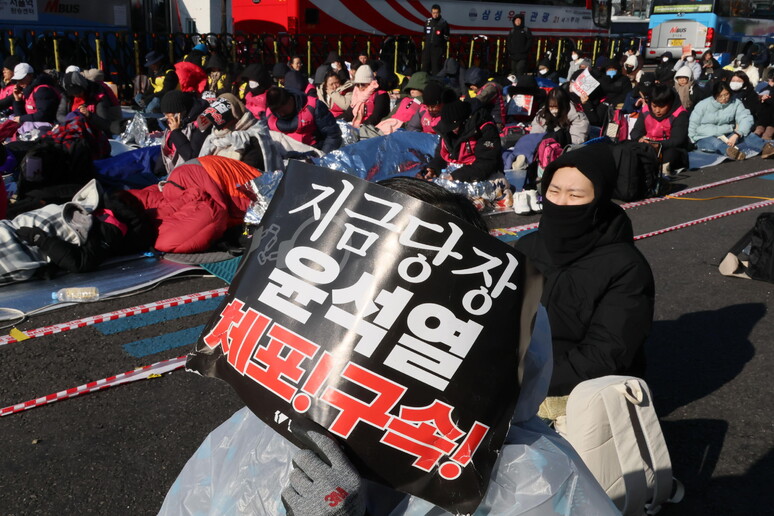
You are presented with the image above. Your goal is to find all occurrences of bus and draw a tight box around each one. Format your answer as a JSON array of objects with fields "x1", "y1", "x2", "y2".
[
  {"x1": 231, "y1": 0, "x2": 610, "y2": 38},
  {"x1": 644, "y1": 0, "x2": 774, "y2": 62}
]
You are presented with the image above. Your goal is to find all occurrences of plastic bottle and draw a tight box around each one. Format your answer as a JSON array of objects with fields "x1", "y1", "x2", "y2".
[{"x1": 52, "y1": 287, "x2": 100, "y2": 302}]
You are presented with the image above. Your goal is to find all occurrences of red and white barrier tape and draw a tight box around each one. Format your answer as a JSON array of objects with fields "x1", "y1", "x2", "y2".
[
  {"x1": 0, "y1": 356, "x2": 186, "y2": 417},
  {"x1": 0, "y1": 288, "x2": 228, "y2": 346},
  {"x1": 490, "y1": 168, "x2": 774, "y2": 237},
  {"x1": 634, "y1": 199, "x2": 774, "y2": 241}
]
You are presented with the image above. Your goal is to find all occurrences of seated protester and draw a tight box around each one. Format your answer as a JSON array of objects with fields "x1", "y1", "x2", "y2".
[
  {"x1": 568, "y1": 58, "x2": 592, "y2": 82},
  {"x1": 622, "y1": 53, "x2": 643, "y2": 85},
  {"x1": 730, "y1": 70, "x2": 764, "y2": 124},
  {"x1": 238, "y1": 63, "x2": 271, "y2": 119},
  {"x1": 271, "y1": 62, "x2": 288, "y2": 87},
  {"x1": 688, "y1": 81, "x2": 774, "y2": 160},
  {"x1": 753, "y1": 72, "x2": 774, "y2": 140},
  {"x1": 535, "y1": 59, "x2": 560, "y2": 87},
  {"x1": 573, "y1": 65, "x2": 610, "y2": 127},
  {"x1": 343, "y1": 65, "x2": 390, "y2": 127},
  {"x1": 422, "y1": 99, "x2": 502, "y2": 182},
  {"x1": 622, "y1": 71, "x2": 656, "y2": 114},
  {"x1": 699, "y1": 50, "x2": 721, "y2": 80},
  {"x1": 736, "y1": 55, "x2": 760, "y2": 87},
  {"x1": 136, "y1": 51, "x2": 179, "y2": 114},
  {"x1": 672, "y1": 50, "x2": 701, "y2": 80},
  {"x1": 325, "y1": 53, "x2": 350, "y2": 84},
  {"x1": 599, "y1": 61, "x2": 632, "y2": 109},
  {"x1": 406, "y1": 80, "x2": 449, "y2": 133},
  {"x1": 375, "y1": 71, "x2": 430, "y2": 134},
  {"x1": 673, "y1": 65, "x2": 706, "y2": 111},
  {"x1": 565, "y1": 50, "x2": 583, "y2": 82},
  {"x1": 284, "y1": 69, "x2": 315, "y2": 97},
  {"x1": 504, "y1": 74, "x2": 545, "y2": 122},
  {"x1": 0, "y1": 55, "x2": 21, "y2": 111},
  {"x1": 530, "y1": 87, "x2": 589, "y2": 145},
  {"x1": 8, "y1": 63, "x2": 61, "y2": 126},
  {"x1": 159, "y1": 90, "x2": 211, "y2": 174},
  {"x1": 630, "y1": 84, "x2": 691, "y2": 174},
  {"x1": 435, "y1": 57, "x2": 464, "y2": 96},
  {"x1": 203, "y1": 54, "x2": 232, "y2": 97},
  {"x1": 516, "y1": 144, "x2": 655, "y2": 405},
  {"x1": 265, "y1": 86, "x2": 342, "y2": 153},
  {"x1": 315, "y1": 71, "x2": 353, "y2": 119},
  {"x1": 464, "y1": 66, "x2": 507, "y2": 129},
  {"x1": 655, "y1": 53, "x2": 676, "y2": 84},
  {"x1": 56, "y1": 71, "x2": 122, "y2": 137},
  {"x1": 184, "y1": 42, "x2": 210, "y2": 68},
  {"x1": 6, "y1": 184, "x2": 155, "y2": 284}
]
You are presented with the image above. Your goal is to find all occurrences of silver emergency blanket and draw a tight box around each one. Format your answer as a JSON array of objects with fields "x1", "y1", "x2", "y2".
[
  {"x1": 242, "y1": 170, "x2": 283, "y2": 226},
  {"x1": 337, "y1": 119, "x2": 360, "y2": 146},
  {"x1": 118, "y1": 112, "x2": 158, "y2": 147},
  {"x1": 313, "y1": 131, "x2": 439, "y2": 181},
  {"x1": 159, "y1": 307, "x2": 619, "y2": 516}
]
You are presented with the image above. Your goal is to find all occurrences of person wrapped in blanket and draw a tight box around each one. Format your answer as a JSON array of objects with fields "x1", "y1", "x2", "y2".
[
  {"x1": 1, "y1": 179, "x2": 154, "y2": 285},
  {"x1": 420, "y1": 99, "x2": 510, "y2": 211},
  {"x1": 158, "y1": 89, "x2": 211, "y2": 175},
  {"x1": 56, "y1": 71, "x2": 123, "y2": 144}
]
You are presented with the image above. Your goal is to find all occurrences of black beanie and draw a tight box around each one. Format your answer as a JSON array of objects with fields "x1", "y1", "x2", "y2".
[
  {"x1": 541, "y1": 143, "x2": 618, "y2": 203},
  {"x1": 435, "y1": 100, "x2": 472, "y2": 134},
  {"x1": 272, "y1": 62, "x2": 288, "y2": 79},
  {"x1": 160, "y1": 90, "x2": 194, "y2": 115},
  {"x1": 3, "y1": 55, "x2": 20, "y2": 71},
  {"x1": 423, "y1": 81, "x2": 444, "y2": 106}
]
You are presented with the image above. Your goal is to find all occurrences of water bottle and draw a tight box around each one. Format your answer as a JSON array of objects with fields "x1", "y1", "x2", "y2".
[{"x1": 52, "y1": 287, "x2": 100, "y2": 302}]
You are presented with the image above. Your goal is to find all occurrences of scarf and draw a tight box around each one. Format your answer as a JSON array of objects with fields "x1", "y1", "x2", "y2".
[{"x1": 674, "y1": 80, "x2": 694, "y2": 110}]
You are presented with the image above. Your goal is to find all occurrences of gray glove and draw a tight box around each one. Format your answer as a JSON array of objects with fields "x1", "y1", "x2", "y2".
[{"x1": 281, "y1": 423, "x2": 365, "y2": 516}]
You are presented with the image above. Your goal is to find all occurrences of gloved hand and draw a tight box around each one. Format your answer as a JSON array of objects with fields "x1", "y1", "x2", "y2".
[
  {"x1": 16, "y1": 226, "x2": 47, "y2": 246},
  {"x1": 281, "y1": 422, "x2": 365, "y2": 516}
]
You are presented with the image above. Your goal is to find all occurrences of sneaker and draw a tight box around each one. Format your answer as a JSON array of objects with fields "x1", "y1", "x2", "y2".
[
  {"x1": 726, "y1": 146, "x2": 747, "y2": 161},
  {"x1": 513, "y1": 191, "x2": 531, "y2": 215},
  {"x1": 660, "y1": 162, "x2": 671, "y2": 177},
  {"x1": 513, "y1": 154, "x2": 527, "y2": 170},
  {"x1": 761, "y1": 142, "x2": 774, "y2": 159},
  {"x1": 526, "y1": 190, "x2": 543, "y2": 213}
]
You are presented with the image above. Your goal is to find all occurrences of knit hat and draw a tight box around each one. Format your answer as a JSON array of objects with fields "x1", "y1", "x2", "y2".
[
  {"x1": 674, "y1": 66, "x2": 692, "y2": 79},
  {"x1": 435, "y1": 100, "x2": 472, "y2": 134},
  {"x1": 3, "y1": 54, "x2": 20, "y2": 71},
  {"x1": 541, "y1": 143, "x2": 617, "y2": 203},
  {"x1": 144, "y1": 50, "x2": 165, "y2": 67},
  {"x1": 403, "y1": 71, "x2": 430, "y2": 93},
  {"x1": 422, "y1": 81, "x2": 444, "y2": 106},
  {"x1": 353, "y1": 64, "x2": 374, "y2": 84},
  {"x1": 160, "y1": 89, "x2": 194, "y2": 115},
  {"x1": 740, "y1": 55, "x2": 752, "y2": 67}
]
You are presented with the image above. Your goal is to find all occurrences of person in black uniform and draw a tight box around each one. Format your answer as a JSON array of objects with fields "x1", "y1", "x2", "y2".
[
  {"x1": 422, "y1": 4, "x2": 449, "y2": 76},
  {"x1": 507, "y1": 14, "x2": 533, "y2": 76}
]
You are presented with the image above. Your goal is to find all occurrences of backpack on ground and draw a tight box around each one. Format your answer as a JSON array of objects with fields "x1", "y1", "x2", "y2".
[
  {"x1": 535, "y1": 136, "x2": 563, "y2": 170},
  {"x1": 610, "y1": 141, "x2": 661, "y2": 201},
  {"x1": 560, "y1": 376, "x2": 683, "y2": 516},
  {"x1": 719, "y1": 212, "x2": 774, "y2": 283}
]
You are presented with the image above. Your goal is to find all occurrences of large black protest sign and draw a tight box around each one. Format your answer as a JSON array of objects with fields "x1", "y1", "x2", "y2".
[{"x1": 188, "y1": 162, "x2": 532, "y2": 514}]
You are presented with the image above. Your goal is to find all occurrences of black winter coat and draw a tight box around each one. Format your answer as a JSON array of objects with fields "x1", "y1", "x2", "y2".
[
  {"x1": 516, "y1": 207, "x2": 654, "y2": 396},
  {"x1": 507, "y1": 26, "x2": 533, "y2": 61},
  {"x1": 424, "y1": 16, "x2": 450, "y2": 47}
]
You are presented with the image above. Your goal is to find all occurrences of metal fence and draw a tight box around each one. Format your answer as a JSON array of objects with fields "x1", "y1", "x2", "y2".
[{"x1": 0, "y1": 29, "x2": 645, "y2": 101}]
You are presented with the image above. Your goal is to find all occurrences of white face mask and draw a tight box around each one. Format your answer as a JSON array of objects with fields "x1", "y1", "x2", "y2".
[
  {"x1": 662, "y1": 57, "x2": 669, "y2": 62},
  {"x1": 571, "y1": 53, "x2": 579, "y2": 61},
  {"x1": 686, "y1": 56, "x2": 694, "y2": 62},
  {"x1": 549, "y1": 108, "x2": 559, "y2": 116},
  {"x1": 730, "y1": 81, "x2": 743, "y2": 91},
  {"x1": 248, "y1": 80, "x2": 259, "y2": 89},
  {"x1": 539, "y1": 69, "x2": 548, "y2": 75}
]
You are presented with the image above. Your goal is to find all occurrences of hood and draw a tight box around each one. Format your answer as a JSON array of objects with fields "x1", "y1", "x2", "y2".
[
  {"x1": 204, "y1": 53, "x2": 227, "y2": 72},
  {"x1": 464, "y1": 66, "x2": 488, "y2": 87},
  {"x1": 313, "y1": 64, "x2": 330, "y2": 85},
  {"x1": 63, "y1": 179, "x2": 103, "y2": 244},
  {"x1": 283, "y1": 70, "x2": 308, "y2": 92},
  {"x1": 439, "y1": 57, "x2": 460, "y2": 76}
]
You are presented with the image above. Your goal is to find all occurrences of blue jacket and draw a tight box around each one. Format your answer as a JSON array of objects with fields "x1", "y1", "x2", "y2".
[{"x1": 688, "y1": 97, "x2": 753, "y2": 142}]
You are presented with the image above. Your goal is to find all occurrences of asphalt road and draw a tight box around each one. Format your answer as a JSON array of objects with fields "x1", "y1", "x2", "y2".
[{"x1": 1, "y1": 157, "x2": 773, "y2": 515}]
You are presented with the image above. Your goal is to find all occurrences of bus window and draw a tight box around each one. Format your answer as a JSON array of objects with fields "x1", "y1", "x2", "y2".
[{"x1": 593, "y1": 0, "x2": 612, "y2": 27}]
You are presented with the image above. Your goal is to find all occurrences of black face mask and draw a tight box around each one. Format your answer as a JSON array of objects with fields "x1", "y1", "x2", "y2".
[{"x1": 538, "y1": 196, "x2": 602, "y2": 267}]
